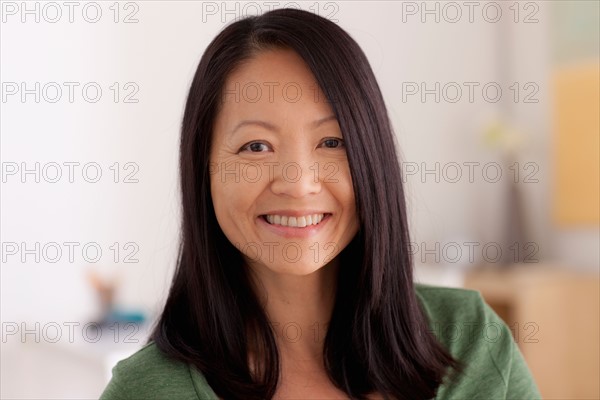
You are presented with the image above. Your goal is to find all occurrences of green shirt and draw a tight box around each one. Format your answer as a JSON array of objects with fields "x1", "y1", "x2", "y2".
[{"x1": 100, "y1": 284, "x2": 542, "y2": 399}]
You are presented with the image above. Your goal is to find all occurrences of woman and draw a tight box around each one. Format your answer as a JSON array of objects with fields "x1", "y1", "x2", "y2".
[{"x1": 100, "y1": 8, "x2": 541, "y2": 400}]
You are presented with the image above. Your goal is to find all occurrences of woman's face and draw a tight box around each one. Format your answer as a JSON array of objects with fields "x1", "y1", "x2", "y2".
[{"x1": 210, "y1": 48, "x2": 359, "y2": 276}]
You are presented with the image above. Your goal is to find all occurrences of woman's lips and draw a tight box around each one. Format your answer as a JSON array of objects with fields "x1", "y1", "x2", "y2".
[{"x1": 257, "y1": 213, "x2": 332, "y2": 239}]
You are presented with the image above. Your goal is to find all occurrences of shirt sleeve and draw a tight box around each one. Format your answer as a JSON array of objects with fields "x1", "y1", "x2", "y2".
[
  {"x1": 96, "y1": 343, "x2": 205, "y2": 400},
  {"x1": 416, "y1": 285, "x2": 544, "y2": 400},
  {"x1": 481, "y1": 301, "x2": 542, "y2": 400},
  {"x1": 99, "y1": 365, "x2": 130, "y2": 400}
]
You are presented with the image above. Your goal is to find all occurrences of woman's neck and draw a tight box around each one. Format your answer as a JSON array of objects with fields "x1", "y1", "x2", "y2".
[{"x1": 246, "y1": 258, "x2": 340, "y2": 365}]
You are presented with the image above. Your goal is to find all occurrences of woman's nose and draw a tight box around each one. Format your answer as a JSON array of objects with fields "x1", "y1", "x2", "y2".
[{"x1": 269, "y1": 159, "x2": 322, "y2": 198}]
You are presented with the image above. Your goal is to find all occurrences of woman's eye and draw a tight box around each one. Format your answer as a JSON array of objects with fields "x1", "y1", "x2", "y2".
[
  {"x1": 240, "y1": 142, "x2": 270, "y2": 153},
  {"x1": 321, "y1": 138, "x2": 345, "y2": 149}
]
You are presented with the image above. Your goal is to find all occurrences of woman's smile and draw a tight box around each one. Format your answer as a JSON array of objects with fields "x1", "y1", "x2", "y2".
[{"x1": 257, "y1": 212, "x2": 334, "y2": 239}]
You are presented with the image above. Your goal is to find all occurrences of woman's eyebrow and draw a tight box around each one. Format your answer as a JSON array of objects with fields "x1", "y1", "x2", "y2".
[
  {"x1": 229, "y1": 115, "x2": 337, "y2": 137},
  {"x1": 230, "y1": 120, "x2": 278, "y2": 136},
  {"x1": 311, "y1": 115, "x2": 337, "y2": 129}
]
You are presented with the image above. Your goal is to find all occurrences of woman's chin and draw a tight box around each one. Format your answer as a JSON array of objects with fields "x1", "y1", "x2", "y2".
[{"x1": 249, "y1": 260, "x2": 329, "y2": 277}]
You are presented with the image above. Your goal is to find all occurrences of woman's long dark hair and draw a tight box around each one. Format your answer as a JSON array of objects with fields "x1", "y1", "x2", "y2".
[{"x1": 150, "y1": 8, "x2": 462, "y2": 400}]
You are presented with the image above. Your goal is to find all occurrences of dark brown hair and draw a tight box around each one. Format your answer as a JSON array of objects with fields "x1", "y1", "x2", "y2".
[{"x1": 150, "y1": 8, "x2": 462, "y2": 400}]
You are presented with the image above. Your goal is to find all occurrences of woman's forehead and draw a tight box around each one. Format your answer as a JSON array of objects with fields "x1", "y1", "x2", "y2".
[{"x1": 222, "y1": 49, "x2": 327, "y2": 100}]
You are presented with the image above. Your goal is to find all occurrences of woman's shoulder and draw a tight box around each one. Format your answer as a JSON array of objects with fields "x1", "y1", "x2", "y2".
[
  {"x1": 413, "y1": 282, "x2": 501, "y2": 354},
  {"x1": 414, "y1": 283, "x2": 542, "y2": 399},
  {"x1": 413, "y1": 283, "x2": 487, "y2": 323},
  {"x1": 413, "y1": 282, "x2": 483, "y2": 305},
  {"x1": 109, "y1": 341, "x2": 188, "y2": 376},
  {"x1": 99, "y1": 341, "x2": 212, "y2": 399}
]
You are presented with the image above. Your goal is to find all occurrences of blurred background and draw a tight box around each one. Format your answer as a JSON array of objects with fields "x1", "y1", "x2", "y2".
[{"x1": 1, "y1": 1, "x2": 598, "y2": 399}]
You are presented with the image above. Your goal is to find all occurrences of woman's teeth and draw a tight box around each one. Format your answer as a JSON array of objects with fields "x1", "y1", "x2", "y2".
[{"x1": 265, "y1": 214, "x2": 325, "y2": 228}]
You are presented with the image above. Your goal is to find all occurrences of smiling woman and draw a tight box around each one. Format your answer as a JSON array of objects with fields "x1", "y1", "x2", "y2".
[
  {"x1": 100, "y1": 8, "x2": 541, "y2": 400},
  {"x1": 210, "y1": 48, "x2": 359, "y2": 277}
]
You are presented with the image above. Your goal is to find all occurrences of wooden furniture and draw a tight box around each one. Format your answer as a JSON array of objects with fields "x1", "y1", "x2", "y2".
[
  {"x1": 553, "y1": 60, "x2": 600, "y2": 225},
  {"x1": 464, "y1": 263, "x2": 600, "y2": 400}
]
